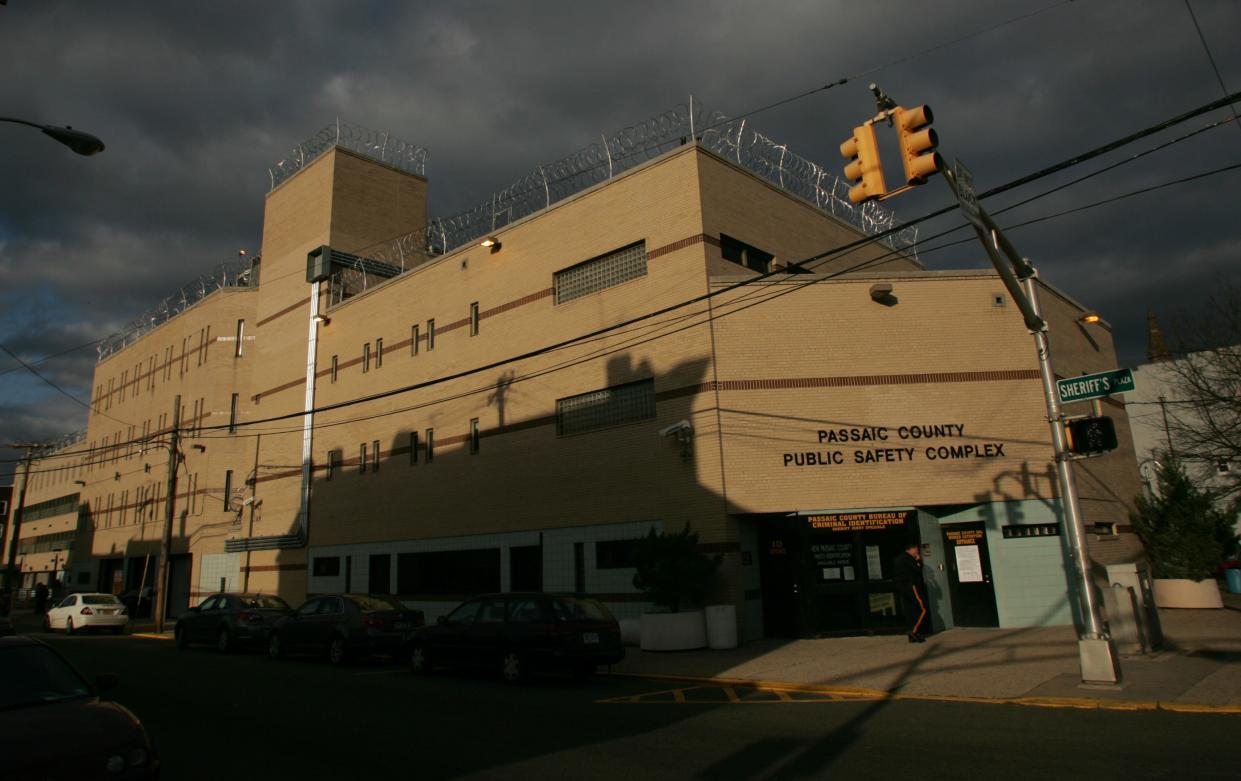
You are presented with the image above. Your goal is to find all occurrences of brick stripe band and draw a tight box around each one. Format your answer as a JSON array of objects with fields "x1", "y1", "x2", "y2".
[
  {"x1": 256, "y1": 298, "x2": 307, "y2": 328},
  {"x1": 249, "y1": 234, "x2": 711, "y2": 401},
  {"x1": 248, "y1": 368, "x2": 1039, "y2": 486}
]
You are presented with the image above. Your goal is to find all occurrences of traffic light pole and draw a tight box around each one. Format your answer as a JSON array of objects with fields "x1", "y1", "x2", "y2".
[{"x1": 944, "y1": 167, "x2": 1120, "y2": 684}]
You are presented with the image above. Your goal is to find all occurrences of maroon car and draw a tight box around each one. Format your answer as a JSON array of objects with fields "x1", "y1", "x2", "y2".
[
  {"x1": 1, "y1": 636, "x2": 160, "y2": 779},
  {"x1": 406, "y1": 593, "x2": 625, "y2": 683}
]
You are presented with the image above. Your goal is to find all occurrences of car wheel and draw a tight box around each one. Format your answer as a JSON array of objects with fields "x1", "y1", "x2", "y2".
[
  {"x1": 268, "y1": 632, "x2": 284, "y2": 660},
  {"x1": 410, "y1": 644, "x2": 430, "y2": 675},
  {"x1": 66, "y1": 617, "x2": 77, "y2": 635},
  {"x1": 328, "y1": 635, "x2": 349, "y2": 666},
  {"x1": 175, "y1": 626, "x2": 188, "y2": 650},
  {"x1": 217, "y1": 628, "x2": 232, "y2": 654},
  {"x1": 111, "y1": 626, "x2": 125, "y2": 636},
  {"x1": 501, "y1": 650, "x2": 526, "y2": 684}
]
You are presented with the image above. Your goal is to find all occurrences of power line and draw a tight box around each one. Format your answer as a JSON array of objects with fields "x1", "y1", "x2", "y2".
[
  {"x1": 1182, "y1": 0, "x2": 1241, "y2": 141},
  {"x1": 10, "y1": 89, "x2": 1241, "y2": 466},
  {"x1": 0, "y1": 341, "x2": 131, "y2": 427},
  {"x1": 0, "y1": 337, "x2": 103, "y2": 378}
]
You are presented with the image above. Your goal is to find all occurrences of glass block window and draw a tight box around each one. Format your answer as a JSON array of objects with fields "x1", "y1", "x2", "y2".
[
  {"x1": 554, "y1": 241, "x2": 647, "y2": 305},
  {"x1": 556, "y1": 378, "x2": 655, "y2": 436}
]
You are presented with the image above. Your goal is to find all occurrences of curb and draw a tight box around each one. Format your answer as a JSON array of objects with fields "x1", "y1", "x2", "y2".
[{"x1": 605, "y1": 672, "x2": 1241, "y2": 714}]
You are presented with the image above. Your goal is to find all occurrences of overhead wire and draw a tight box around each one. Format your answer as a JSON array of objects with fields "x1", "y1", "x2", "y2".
[{"x1": 10, "y1": 89, "x2": 1241, "y2": 468}]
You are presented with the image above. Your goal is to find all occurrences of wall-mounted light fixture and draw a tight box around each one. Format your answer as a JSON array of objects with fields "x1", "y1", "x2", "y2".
[
  {"x1": 480, "y1": 236, "x2": 502, "y2": 254},
  {"x1": 1078, "y1": 311, "x2": 1102, "y2": 325},
  {"x1": 191, "y1": 444, "x2": 207, "y2": 452},
  {"x1": 869, "y1": 283, "x2": 897, "y2": 306},
  {"x1": 74, "y1": 480, "x2": 86, "y2": 487},
  {"x1": 313, "y1": 314, "x2": 331, "y2": 326}
]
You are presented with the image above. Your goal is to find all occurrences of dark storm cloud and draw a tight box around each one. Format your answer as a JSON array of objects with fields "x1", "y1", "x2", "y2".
[{"x1": 1, "y1": 0, "x2": 1238, "y2": 481}]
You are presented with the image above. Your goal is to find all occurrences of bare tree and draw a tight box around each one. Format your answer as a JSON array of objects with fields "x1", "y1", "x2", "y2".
[{"x1": 1164, "y1": 277, "x2": 1241, "y2": 505}]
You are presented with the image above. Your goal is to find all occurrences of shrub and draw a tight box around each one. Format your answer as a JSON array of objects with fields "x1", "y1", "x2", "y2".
[{"x1": 631, "y1": 523, "x2": 720, "y2": 613}]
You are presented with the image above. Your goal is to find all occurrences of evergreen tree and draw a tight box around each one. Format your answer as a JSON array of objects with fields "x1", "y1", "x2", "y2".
[
  {"x1": 1132, "y1": 459, "x2": 1239, "y2": 580},
  {"x1": 632, "y1": 523, "x2": 720, "y2": 613}
]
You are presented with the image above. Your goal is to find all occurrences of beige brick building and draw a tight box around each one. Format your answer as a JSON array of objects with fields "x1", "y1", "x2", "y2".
[{"x1": 5, "y1": 119, "x2": 1145, "y2": 639}]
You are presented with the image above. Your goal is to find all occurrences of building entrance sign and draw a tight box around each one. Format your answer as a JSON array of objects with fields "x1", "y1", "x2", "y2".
[{"x1": 807, "y1": 510, "x2": 914, "y2": 532}]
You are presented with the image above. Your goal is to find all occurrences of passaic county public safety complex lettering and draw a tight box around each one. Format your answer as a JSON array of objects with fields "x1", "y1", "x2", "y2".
[{"x1": 782, "y1": 424, "x2": 1007, "y2": 467}]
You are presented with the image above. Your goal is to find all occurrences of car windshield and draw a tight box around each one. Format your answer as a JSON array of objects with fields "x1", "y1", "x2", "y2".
[
  {"x1": 0, "y1": 645, "x2": 92, "y2": 710},
  {"x1": 347, "y1": 595, "x2": 405, "y2": 612},
  {"x1": 551, "y1": 597, "x2": 613, "y2": 622},
  {"x1": 238, "y1": 595, "x2": 290, "y2": 610},
  {"x1": 82, "y1": 595, "x2": 122, "y2": 605}
]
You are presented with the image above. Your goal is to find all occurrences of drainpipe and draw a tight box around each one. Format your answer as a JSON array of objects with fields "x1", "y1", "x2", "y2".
[{"x1": 299, "y1": 280, "x2": 323, "y2": 539}]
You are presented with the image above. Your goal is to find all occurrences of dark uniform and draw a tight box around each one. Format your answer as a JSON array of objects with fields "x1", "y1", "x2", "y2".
[{"x1": 893, "y1": 547, "x2": 927, "y2": 642}]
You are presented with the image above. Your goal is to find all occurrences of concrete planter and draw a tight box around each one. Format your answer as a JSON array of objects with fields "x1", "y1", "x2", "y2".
[
  {"x1": 639, "y1": 610, "x2": 707, "y2": 651},
  {"x1": 1153, "y1": 578, "x2": 1223, "y2": 609}
]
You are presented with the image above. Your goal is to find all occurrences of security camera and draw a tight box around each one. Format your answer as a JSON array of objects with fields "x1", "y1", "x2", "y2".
[{"x1": 658, "y1": 420, "x2": 693, "y2": 437}]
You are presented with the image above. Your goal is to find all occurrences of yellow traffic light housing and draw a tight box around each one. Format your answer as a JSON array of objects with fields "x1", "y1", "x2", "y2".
[
  {"x1": 839, "y1": 122, "x2": 886, "y2": 204},
  {"x1": 894, "y1": 105, "x2": 943, "y2": 186}
]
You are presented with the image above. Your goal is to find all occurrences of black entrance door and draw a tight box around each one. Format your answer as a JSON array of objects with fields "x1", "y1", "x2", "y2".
[
  {"x1": 942, "y1": 523, "x2": 999, "y2": 627},
  {"x1": 757, "y1": 525, "x2": 803, "y2": 637}
]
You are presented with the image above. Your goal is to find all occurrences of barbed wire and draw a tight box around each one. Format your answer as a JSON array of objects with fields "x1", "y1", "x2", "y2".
[{"x1": 268, "y1": 119, "x2": 428, "y2": 190}]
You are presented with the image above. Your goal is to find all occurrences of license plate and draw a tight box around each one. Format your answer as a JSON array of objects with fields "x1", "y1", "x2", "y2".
[
  {"x1": 582, "y1": 632, "x2": 599, "y2": 644},
  {"x1": 394, "y1": 622, "x2": 411, "y2": 631},
  {"x1": 100, "y1": 609, "x2": 116, "y2": 615}
]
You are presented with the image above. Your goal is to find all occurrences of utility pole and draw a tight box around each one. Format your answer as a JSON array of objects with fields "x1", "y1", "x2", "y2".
[
  {"x1": 3, "y1": 443, "x2": 48, "y2": 615},
  {"x1": 944, "y1": 164, "x2": 1121, "y2": 685},
  {"x1": 154, "y1": 395, "x2": 181, "y2": 632}
]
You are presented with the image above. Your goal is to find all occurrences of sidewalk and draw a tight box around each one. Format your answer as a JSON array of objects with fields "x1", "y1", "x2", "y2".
[{"x1": 610, "y1": 589, "x2": 1241, "y2": 712}]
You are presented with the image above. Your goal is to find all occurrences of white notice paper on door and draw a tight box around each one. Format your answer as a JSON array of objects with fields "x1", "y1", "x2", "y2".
[{"x1": 955, "y1": 545, "x2": 984, "y2": 583}]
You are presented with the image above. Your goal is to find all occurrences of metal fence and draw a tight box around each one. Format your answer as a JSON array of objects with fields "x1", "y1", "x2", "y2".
[
  {"x1": 343, "y1": 98, "x2": 917, "y2": 292},
  {"x1": 97, "y1": 260, "x2": 255, "y2": 361},
  {"x1": 269, "y1": 119, "x2": 428, "y2": 191}
]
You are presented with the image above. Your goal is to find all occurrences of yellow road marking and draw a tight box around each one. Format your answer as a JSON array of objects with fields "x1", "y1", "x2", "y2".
[
  {"x1": 129, "y1": 633, "x2": 174, "y2": 641},
  {"x1": 600, "y1": 673, "x2": 1241, "y2": 713}
]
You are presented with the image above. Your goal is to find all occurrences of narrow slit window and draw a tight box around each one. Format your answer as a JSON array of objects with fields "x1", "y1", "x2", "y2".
[
  {"x1": 223, "y1": 469, "x2": 233, "y2": 511},
  {"x1": 360, "y1": 443, "x2": 368, "y2": 473},
  {"x1": 375, "y1": 338, "x2": 383, "y2": 369},
  {"x1": 234, "y1": 319, "x2": 245, "y2": 357},
  {"x1": 228, "y1": 393, "x2": 239, "y2": 434},
  {"x1": 409, "y1": 431, "x2": 418, "y2": 465},
  {"x1": 427, "y1": 319, "x2": 435, "y2": 351},
  {"x1": 362, "y1": 343, "x2": 371, "y2": 373},
  {"x1": 327, "y1": 449, "x2": 339, "y2": 481},
  {"x1": 469, "y1": 418, "x2": 480, "y2": 455},
  {"x1": 331, "y1": 355, "x2": 338, "y2": 383},
  {"x1": 425, "y1": 428, "x2": 434, "y2": 462},
  {"x1": 469, "y1": 302, "x2": 480, "y2": 336},
  {"x1": 372, "y1": 439, "x2": 381, "y2": 471},
  {"x1": 410, "y1": 324, "x2": 420, "y2": 356}
]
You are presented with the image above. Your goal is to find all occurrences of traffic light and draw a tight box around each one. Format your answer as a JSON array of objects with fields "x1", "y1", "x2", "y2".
[
  {"x1": 839, "y1": 122, "x2": 886, "y2": 203},
  {"x1": 1065, "y1": 416, "x2": 1119, "y2": 455},
  {"x1": 894, "y1": 105, "x2": 943, "y2": 186}
]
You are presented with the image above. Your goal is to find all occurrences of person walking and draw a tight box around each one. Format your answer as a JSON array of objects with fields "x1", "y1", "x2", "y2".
[
  {"x1": 893, "y1": 542, "x2": 928, "y2": 643},
  {"x1": 34, "y1": 582, "x2": 49, "y2": 615}
]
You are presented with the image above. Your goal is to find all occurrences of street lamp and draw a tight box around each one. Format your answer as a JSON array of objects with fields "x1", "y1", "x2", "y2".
[{"x1": 0, "y1": 117, "x2": 105, "y2": 155}]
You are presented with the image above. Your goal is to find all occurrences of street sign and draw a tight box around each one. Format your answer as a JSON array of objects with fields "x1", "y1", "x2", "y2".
[
  {"x1": 952, "y1": 158, "x2": 985, "y2": 230},
  {"x1": 1056, "y1": 368, "x2": 1135, "y2": 404}
]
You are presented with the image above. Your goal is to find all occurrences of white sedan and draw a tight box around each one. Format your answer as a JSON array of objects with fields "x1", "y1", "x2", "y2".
[{"x1": 45, "y1": 593, "x2": 129, "y2": 634}]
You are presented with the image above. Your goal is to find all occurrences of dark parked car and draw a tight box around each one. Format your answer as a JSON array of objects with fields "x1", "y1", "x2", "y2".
[
  {"x1": 1, "y1": 635, "x2": 159, "y2": 779},
  {"x1": 268, "y1": 594, "x2": 424, "y2": 665},
  {"x1": 407, "y1": 593, "x2": 625, "y2": 683},
  {"x1": 174, "y1": 593, "x2": 294, "y2": 652}
]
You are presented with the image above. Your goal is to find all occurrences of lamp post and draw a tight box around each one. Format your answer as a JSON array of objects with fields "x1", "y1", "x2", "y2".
[{"x1": 0, "y1": 117, "x2": 105, "y2": 155}]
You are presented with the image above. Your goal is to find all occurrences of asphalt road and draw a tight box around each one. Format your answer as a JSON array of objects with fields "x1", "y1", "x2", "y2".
[{"x1": 30, "y1": 632, "x2": 1240, "y2": 780}]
